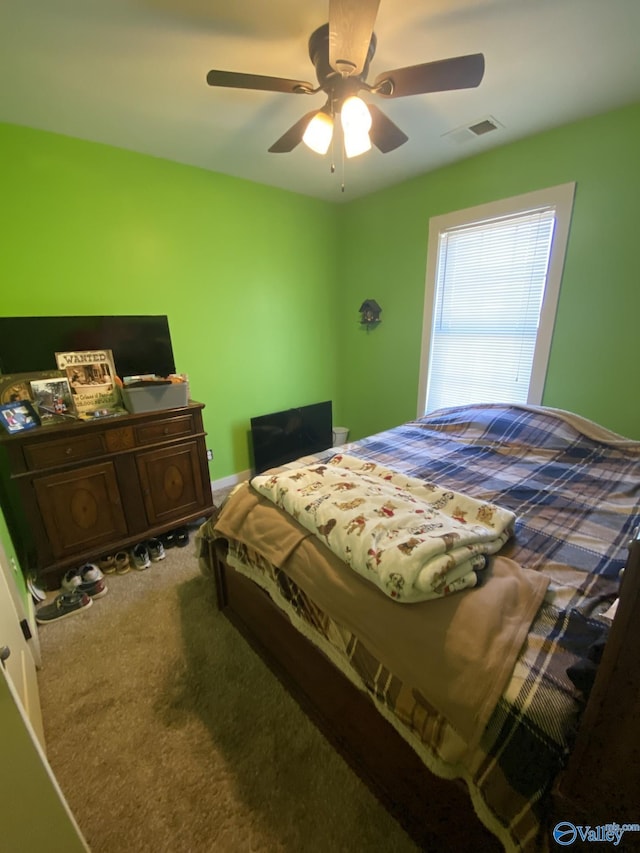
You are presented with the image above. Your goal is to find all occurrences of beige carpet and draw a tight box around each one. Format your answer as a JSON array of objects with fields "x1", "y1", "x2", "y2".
[{"x1": 37, "y1": 532, "x2": 419, "y2": 852}]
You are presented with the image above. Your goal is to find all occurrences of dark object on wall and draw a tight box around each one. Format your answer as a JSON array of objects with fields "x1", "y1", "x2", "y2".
[
  {"x1": 0, "y1": 315, "x2": 176, "y2": 379},
  {"x1": 250, "y1": 400, "x2": 333, "y2": 474},
  {"x1": 359, "y1": 299, "x2": 382, "y2": 329}
]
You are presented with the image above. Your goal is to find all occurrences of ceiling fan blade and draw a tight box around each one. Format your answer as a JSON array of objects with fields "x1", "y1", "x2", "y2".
[
  {"x1": 368, "y1": 104, "x2": 408, "y2": 153},
  {"x1": 373, "y1": 53, "x2": 485, "y2": 98},
  {"x1": 328, "y1": 0, "x2": 380, "y2": 77},
  {"x1": 268, "y1": 111, "x2": 320, "y2": 153},
  {"x1": 206, "y1": 70, "x2": 314, "y2": 95}
]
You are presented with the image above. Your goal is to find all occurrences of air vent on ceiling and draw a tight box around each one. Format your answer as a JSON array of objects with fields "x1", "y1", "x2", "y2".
[
  {"x1": 442, "y1": 116, "x2": 503, "y2": 145},
  {"x1": 468, "y1": 118, "x2": 499, "y2": 136}
]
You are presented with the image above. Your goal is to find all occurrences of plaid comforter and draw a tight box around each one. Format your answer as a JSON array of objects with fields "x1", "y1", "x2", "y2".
[{"x1": 210, "y1": 404, "x2": 640, "y2": 851}]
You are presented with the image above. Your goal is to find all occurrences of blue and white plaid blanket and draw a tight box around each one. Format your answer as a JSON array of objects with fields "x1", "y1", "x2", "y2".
[
  {"x1": 330, "y1": 404, "x2": 640, "y2": 849},
  {"x1": 210, "y1": 404, "x2": 640, "y2": 851}
]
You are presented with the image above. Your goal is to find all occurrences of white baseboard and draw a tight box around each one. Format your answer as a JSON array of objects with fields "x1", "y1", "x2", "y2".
[{"x1": 210, "y1": 469, "x2": 252, "y2": 493}]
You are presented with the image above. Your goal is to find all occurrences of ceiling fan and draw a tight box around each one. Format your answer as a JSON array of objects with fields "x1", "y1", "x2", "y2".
[{"x1": 206, "y1": 0, "x2": 485, "y2": 159}]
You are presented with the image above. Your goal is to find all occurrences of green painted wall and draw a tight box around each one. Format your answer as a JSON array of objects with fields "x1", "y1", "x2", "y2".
[
  {"x1": 0, "y1": 510, "x2": 29, "y2": 612},
  {"x1": 336, "y1": 101, "x2": 640, "y2": 441},
  {"x1": 0, "y1": 123, "x2": 339, "y2": 584},
  {"x1": 0, "y1": 123, "x2": 339, "y2": 480},
  {"x1": 1, "y1": 104, "x2": 639, "y2": 581}
]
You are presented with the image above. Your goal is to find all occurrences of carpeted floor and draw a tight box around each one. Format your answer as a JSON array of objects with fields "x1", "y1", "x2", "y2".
[{"x1": 37, "y1": 527, "x2": 419, "y2": 852}]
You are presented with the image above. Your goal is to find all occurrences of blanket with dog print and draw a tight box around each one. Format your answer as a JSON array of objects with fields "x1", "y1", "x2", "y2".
[{"x1": 251, "y1": 454, "x2": 515, "y2": 602}]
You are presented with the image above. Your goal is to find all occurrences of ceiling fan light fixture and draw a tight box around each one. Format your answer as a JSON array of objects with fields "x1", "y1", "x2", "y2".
[
  {"x1": 341, "y1": 96, "x2": 371, "y2": 134},
  {"x1": 341, "y1": 96, "x2": 372, "y2": 159},
  {"x1": 207, "y1": 4, "x2": 487, "y2": 168},
  {"x1": 344, "y1": 129, "x2": 372, "y2": 159},
  {"x1": 302, "y1": 111, "x2": 334, "y2": 155}
]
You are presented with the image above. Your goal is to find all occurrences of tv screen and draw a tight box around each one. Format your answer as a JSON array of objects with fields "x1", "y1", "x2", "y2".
[
  {"x1": 0, "y1": 315, "x2": 176, "y2": 379},
  {"x1": 250, "y1": 400, "x2": 333, "y2": 474}
]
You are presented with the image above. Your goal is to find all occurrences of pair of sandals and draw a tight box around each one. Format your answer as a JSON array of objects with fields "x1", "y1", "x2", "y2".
[{"x1": 98, "y1": 552, "x2": 131, "y2": 575}]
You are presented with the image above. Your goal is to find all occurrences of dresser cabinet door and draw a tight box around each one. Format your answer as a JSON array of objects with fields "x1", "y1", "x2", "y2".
[
  {"x1": 136, "y1": 440, "x2": 207, "y2": 526},
  {"x1": 33, "y1": 462, "x2": 128, "y2": 558}
]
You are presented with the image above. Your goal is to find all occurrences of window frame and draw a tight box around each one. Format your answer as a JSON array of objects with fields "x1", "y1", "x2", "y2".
[{"x1": 417, "y1": 182, "x2": 576, "y2": 416}]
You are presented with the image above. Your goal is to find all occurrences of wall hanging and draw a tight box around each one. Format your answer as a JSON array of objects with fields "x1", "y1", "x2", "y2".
[{"x1": 359, "y1": 299, "x2": 382, "y2": 330}]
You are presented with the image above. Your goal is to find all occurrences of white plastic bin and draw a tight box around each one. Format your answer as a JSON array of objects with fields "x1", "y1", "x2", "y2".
[
  {"x1": 332, "y1": 426, "x2": 350, "y2": 447},
  {"x1": 121, "y1": 382, "x2": 189, "y2": 414}
]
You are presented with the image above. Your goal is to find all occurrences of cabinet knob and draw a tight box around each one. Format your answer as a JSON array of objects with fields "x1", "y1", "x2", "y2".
[
  {"x1": 0, "y1": 646, "x2": 10, "y2": 668},
  {"x1": 163, "y1": 427, "x2": 169, "y2": 435},
  {"x1": 65, "y1": 447, "x2": 72, "y2": 456}
]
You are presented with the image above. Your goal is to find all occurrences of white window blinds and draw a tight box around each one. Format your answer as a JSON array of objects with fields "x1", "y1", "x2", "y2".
[{"x1": 424, "y1": 206, "x2": 557, "y2": 414}]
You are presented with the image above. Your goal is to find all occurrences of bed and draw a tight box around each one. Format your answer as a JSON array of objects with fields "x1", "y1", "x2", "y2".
[{"x1": 197, "y1": 404, "x2": 640, "y2": 851}]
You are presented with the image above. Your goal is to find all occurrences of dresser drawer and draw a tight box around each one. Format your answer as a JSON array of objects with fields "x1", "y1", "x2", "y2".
[
  {"x1": 24, "y1": 433, "x2": 106, "y2": 470},
  {"x1": 134, "y1": 414, "x2": 196, "y2": 446}
]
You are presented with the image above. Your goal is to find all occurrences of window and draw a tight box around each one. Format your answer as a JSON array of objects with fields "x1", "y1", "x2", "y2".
[{"x1": 417, "y1": 183, "x2": 575, "y2": 415}]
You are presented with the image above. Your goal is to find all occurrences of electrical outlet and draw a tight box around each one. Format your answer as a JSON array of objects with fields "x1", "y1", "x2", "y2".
[{"x1": 206, "y1": 449, "x2": 213, "y2": 461}]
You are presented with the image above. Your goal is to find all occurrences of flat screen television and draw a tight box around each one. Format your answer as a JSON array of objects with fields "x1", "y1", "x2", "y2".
[
  {"x1": 0, "y1": 315, "x2": 176, "y2": 379},
  {"x1": 250, "y1": 400, "x2": 333, "y2": 474}
]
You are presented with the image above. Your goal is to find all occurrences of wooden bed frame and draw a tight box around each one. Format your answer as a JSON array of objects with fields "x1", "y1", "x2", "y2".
[{"x1": 209, "y1": 527, "x2": 640, "y2": 850}]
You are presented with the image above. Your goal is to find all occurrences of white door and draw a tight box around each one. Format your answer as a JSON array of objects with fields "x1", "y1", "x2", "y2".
[
  {"x1": 0, "y1": 547, "x2": 45, "y2": 749},
  {"x1": 0, "y1": 663, "x2": 89, "y2": 852}
]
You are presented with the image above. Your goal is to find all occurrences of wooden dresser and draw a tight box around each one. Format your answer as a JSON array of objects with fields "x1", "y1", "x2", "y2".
[{"x1": 0, "y1": 402, "x2": 213, "y2": 589}]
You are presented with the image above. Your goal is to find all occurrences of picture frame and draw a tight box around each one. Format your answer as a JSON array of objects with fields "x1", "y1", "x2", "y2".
[
  {"x1": 0, "y1": 400, "x2": 41, "y2": 434},
  {"x1": 0, "y1": 370, "x2": 66, "y2": 407},
  {"x1": 30, "y1": 376, "x2": 76, "y2": 423},
  {"x1": 55, "y1": 349, "x2": 124, "y2": 420}
]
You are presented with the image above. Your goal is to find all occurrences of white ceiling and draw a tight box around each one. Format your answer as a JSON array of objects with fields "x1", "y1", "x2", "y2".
[{"x1": 2, "y1": 0, "x2": 640, "y2": 202}]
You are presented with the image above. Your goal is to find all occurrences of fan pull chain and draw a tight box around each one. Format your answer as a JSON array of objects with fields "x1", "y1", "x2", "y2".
[
  {"x1": 330, "y1": 96, "x2": 336, "y2": 176},
  {"x1": 326, "y1": 96, "x2": 345, "y2": 192}
]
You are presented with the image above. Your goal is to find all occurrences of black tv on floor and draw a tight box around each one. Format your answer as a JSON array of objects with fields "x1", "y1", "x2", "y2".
[{"x1": 250, "y1": 400, "x2": 333, "y2": 474}]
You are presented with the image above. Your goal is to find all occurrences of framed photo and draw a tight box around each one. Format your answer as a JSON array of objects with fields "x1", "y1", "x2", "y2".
[
  {"x1": 30, "y1": 376, "x2": 76, "y2": 422},
  {"x1": 0, "y1": 400, "x2": 41, "y2": 434},
  {"x1": 56, "y1": 349, "x2": 123, "y2": 420},
  {"x1": 0, "y1": 370, "x2": 65, "y2": 406}
]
